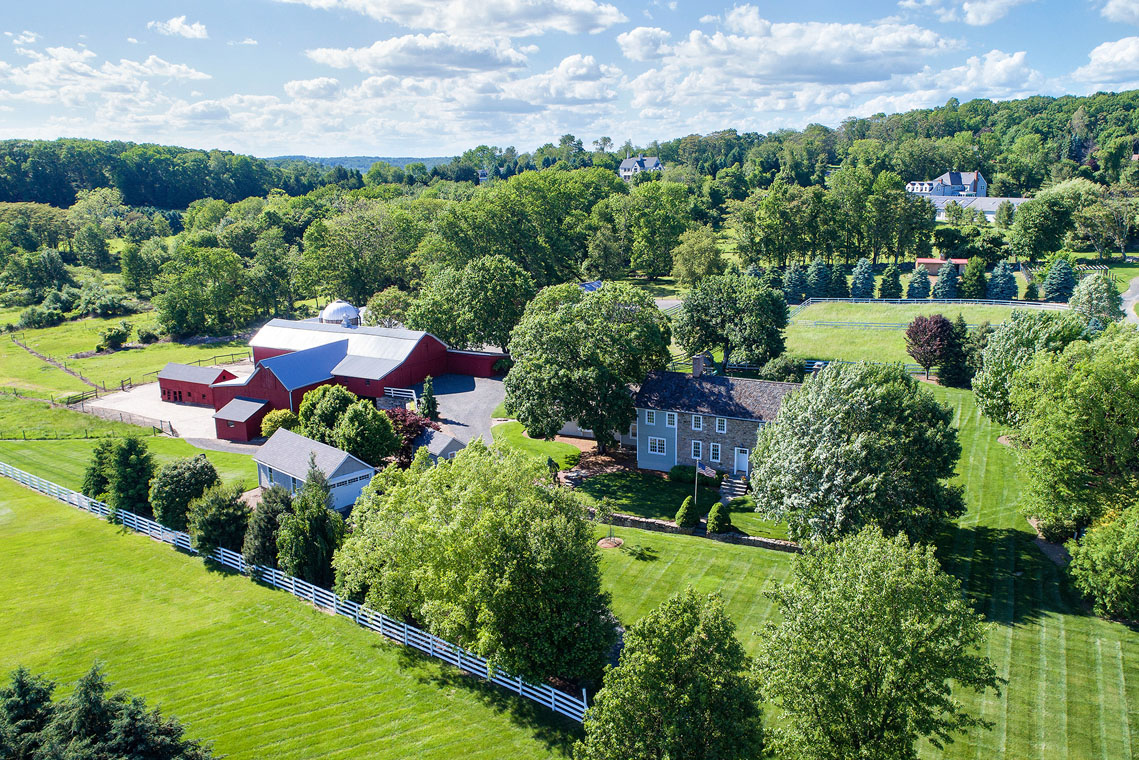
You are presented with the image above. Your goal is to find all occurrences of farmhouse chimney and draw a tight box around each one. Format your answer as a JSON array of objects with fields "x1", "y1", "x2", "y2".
[{"x1": 692, "y1": 354, "x2": 705, "y2": 378}]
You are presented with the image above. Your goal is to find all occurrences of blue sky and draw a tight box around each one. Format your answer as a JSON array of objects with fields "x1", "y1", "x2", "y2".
[{"x1": 2, "y1": 0, "x2": 1139, "y2": 157}]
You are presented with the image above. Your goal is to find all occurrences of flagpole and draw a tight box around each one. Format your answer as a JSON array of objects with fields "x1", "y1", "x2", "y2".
[{"x1": 694, "y1": 460, "x2": 699, "y2": 507}]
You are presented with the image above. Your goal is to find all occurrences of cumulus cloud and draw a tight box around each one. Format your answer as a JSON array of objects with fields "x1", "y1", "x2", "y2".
[
  {"x1": 307, "y1": 33, "x2": 527, "y2": 76},
  {"x1": 1102, "y1": 0, "x2": 1139, "y2": 23},
  {"x1": 147, "y1": 16, "x2": 208, "y2": 39},
  {"x1": 616, "y1": 26, "x2": 671, "y2": 61},
  {"x1": 898, "y1": 0, "x2": 1034, "y2": 25},
  {"x1": 284, "y1": 76, "x2": 340, "y2": 99},
  {"x1": 273, "y1": 0, "x2": 625, "y2": 37},
  {"x1": 1073, "y1": 36, "x2": 1139, "y2": 88},
  {"x1": 508, "y1": 54, "x2": 621, "y2": 105},
  {"x1": 13, "y1": 31, "x2": 40, "y2": 46}
]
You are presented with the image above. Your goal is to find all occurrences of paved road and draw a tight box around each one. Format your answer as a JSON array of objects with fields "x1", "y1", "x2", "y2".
[
  {"x1": 1123, "y1": 276, "x2": 1139, "y2": 325},
  {"x1": 414, "y1": 374, "x2": 505, "y2": 444}
]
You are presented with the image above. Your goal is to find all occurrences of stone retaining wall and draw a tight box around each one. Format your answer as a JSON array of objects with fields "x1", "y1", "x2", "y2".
[{"x1": 588, "y1": 508, "x2": 800, "y2": 554}]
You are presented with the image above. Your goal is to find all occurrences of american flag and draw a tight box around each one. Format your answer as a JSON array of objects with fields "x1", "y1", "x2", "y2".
[{"x1": 696, "y1": 461, "x2": 716, "y2": 478}]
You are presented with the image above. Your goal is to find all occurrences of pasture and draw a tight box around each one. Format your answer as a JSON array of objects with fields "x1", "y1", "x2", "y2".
[{"x1": 790, "y1": 300, "x2": 1020, "y2": 325}]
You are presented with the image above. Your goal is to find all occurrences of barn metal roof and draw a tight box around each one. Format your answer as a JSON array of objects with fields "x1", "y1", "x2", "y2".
[
  {"x1": 259, "y1": 340, "x2": 347, "y2": 390},
  {"x1": 250, "y1": 319, "x2": 435, "y2": 361},
  {"x1": 212, "y1": 397, "x2": 269, "y2": 423},
  {"x1": 331, "y1": 354, "x2": 402, "y2": 380},
  {"x1": 158, "y1": 363, "x2": 232, "y2": 384},
  {"x1": 254, "y1": 428, "x2": 372, "y2": 482}
]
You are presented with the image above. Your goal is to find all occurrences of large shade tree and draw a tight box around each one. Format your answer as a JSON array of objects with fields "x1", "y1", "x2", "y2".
[
  {"x1": 751, "y1": 363, "x2": 964, "y2": 541},
  {"x1": 673, "y1": 272, "x2": 788, "y2": 371},
  {"x1": 505, "y1": 282, "x2": 671, "y2": 451},
  {"x1": 754, "y1": 527, "x2": 1000, "y2": 760}
]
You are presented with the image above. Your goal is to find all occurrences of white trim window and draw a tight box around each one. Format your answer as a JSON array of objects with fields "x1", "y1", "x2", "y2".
[
  {"x1": 648, "y1": 436, "x2": 666, "y2": 455},
  {"x1": 691, "y1": 415, "x2": 703, "y2": 431},
  {"x1": 691, "y1": 440, "x2": 702, "y2": 460},
  {"x1": 645, "y1": 410, "x2": 656, "y2": 426},
  {"x1": 716, "y1": 417, "x2": 727, "y2": 434},
  {"x1": 665, "y1": 412, "x2": 677, "y2": 428},
  {"x1": 709, "y1": 442, "x2": 721, "y2": 463}
]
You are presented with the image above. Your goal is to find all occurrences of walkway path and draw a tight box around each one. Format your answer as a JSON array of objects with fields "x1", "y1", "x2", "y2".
[{"x1": 1123, "y1": 276, "x2": 1139, "y2": 325}]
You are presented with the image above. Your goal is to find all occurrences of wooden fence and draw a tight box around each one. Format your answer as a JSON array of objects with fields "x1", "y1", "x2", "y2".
[
  {"x1": 0, "y1": 461, "x2": 588, "y2": 724},
  {"x1": 787, "y1": 296, "x2": 1069, "y2": 319}
]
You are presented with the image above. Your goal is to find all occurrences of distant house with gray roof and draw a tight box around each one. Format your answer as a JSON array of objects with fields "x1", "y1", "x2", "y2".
[
  {"x1": 906, "y1": 170, "x2": 987, "y2": 197},
  {"x1": 414, "y1": 427, "x2": 465, "y2": 463},
  {"x1": 632, "y1": 361, "x2": 799, "y2": 476},
  {"x1": 618, "y1": 155, "x2": 663, "y2": 181},
  {"x1": 254, "y1": 428, "x2": 374, "y2": 512}
]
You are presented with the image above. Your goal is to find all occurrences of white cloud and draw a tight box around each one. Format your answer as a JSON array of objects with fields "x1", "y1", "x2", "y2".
[
  {"x1": 1073, "y1": 36, "x2": 1139, "y2": 88},
  {"x1": 147, "y1": 16, "x2": 208, "y2": 39},
  {"x1": 959, "y1": 0, "x2": 1033, "y2": 25},
  {"x1": 273, "y1": 0, "x2": 626, "y2": 37},
  {"x1": 1102, "y1": 0, "x2": 1139, "y2": 23},
  {"x1": 508, "y1": 54, "x2": 621, "y2": 105},
  {"x1": 127, "y1": 37, "x2": 139, "y2": 44},
  {"x1": 13, "y1": 31, "x2": 40, "y2": 46},
  {"x1": 616, "y1": 26, "x2": 671, "y2": 61},
  {"x1": 698, "y1": 14, "x2": 719, "y2": 23},
  {"x1": 239, "y1": 37, "x2": 258, "y2": 45},
  {"x1": 307, "y1": 33, "x2": 527, "y2": 76},
  {"x1": 284, "y1": 76, "x2": 340, "y2": 99}
]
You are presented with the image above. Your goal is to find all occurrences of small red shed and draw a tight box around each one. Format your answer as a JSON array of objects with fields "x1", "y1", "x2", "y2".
[
  {"x1": 213, "y1": 397, "x2": 271, "y2": 442},
  {"x1": 158, "y1": 364, "x2": 237, "y2": 407}
]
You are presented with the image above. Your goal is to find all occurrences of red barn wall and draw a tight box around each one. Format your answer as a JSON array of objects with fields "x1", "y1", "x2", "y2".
[
  {"x1": 214, "y1": 405, "x2": 269, "y2": 442},
  {"x1": 446, "y1": 350, "x2": 506, "y2": 378},
  {"x1": 252, "y1": 346, "x2": 292, "y2": 363},
  {"x1": 211, "y1": 369, "x2": 290, "y2": 411},
  {"x1": 159, "y1": 368, "x2": 236, "y2": 407}
]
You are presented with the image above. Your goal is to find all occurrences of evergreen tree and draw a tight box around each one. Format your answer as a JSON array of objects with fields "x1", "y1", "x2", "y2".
[
  {"x1": 1042, "y1": 259, "x2": 1077, "y2": 302},
  {"x1": 937, "y1": 315, "x2": 973, "y2": 388},
  {"x1": 706, "y1": 501, "x2": 732, "y2": 534},
  {"x1": 828, "y1": 266, "x2": 850, "y2": 298},
  {"x1": 418, "y1": 375, "x2": 439, "y2": 421},
  {"x1": 958, "y1": 257, "x2": 988, "y2": 299},
  {"x1": 877, "y1": 264, "x2": 903, "y2": 299},
  {"x1": 0, "y1": 666, "x2": 55, "y2": 760},
  {"x1": 277, "y1": 457, "x2": 345, "y2": 588},
  {"x1": 187, "y1": 484, "x2": 249, "y2": 557},
  {"x1": 781, "y1": 263, "x2": 808, "y2": 304},
  {"x1": 674, "y1": 495, "x2": 699, "y2": 529},
  {"x1": 242, "y1": 485, "x2": 293, "y2": 570},
  {"x1": 81, "y1": 438, "x2": 116, "y2": 501},
  {"x1": 986, "y1": 260, "x2": 1017, "y2": 300},
  {"x1": 932, "y1": 261, "x2": 959, "y2": 299},
  {"x1": 849, "y1": 258, "x2": 875, "y2": 298},
  {"x1": 805, "y1": 257, "x2": 831, "y2": 299},
  {"x1": 1069, "y1": 271, "x2": 1124, "y2": 323},
  {"x1": 1024, "y1": 280, "x2": 1039, "y2": 301},
  {"x1": 108, "y1": 437, "x2": 155, "y2": 518},
  {"x1": 149, "y1": 455, "x2": 219, "y2": 531},
  {"x1": 906, "y1": 266, "x2": 931, "y2": 299}
]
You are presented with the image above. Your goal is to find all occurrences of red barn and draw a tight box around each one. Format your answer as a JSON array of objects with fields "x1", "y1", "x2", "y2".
[
  {"x1": 157, "y1": 364, "x2": 236, "y2": 406},
  {"x1": 213, "y1": 397, "x2": 271, "y2": 442}
]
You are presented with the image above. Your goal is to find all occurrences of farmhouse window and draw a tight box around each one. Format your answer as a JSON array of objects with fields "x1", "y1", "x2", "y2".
[
  {"x1": 648, "y1": 437, "x2": 666, "y2": 455},
  {"x1": 716, "y1": 417, "x2": 727, "y2": 434},
  {"x1": 691, "y1": 415, "x2": 703, "y2": 431},
  {"x1": 691, "y1": 440, "x2": 702, "y2": 460},
  {"x1": 645, "y1": 410, "x2": 656, "y2": 425},
  {"x1": 710, "y1": 443, "x2": 721, "y2": 462},
  {"x1": 665, "y1": 412, "x2": 677, "y2": 428}
]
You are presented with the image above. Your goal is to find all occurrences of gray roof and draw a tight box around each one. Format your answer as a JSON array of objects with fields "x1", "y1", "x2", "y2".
[
  {"x1": 634, "y1": 370, "x2": 799, "y2": 422},
  {"x1": 158, "y1": 363, "x2": 232, "y2": 384},
  {"x1": 619, "y1": 155, "x2": 662, "y2": 172},
  {"x1": 212, "y1": 397, "x2": 269, "y2": 423},
  {"x1": 925, "y1": 195, "x2": 1028, "y2": 214},
  {"x1": 579, "y1": 280, "x2": 604, "y2": 292},
  {"x1": 935, "y1": 170, "x2": 983, "y2": 186},
  {"x1": 331, "y1": 354, "x2": 401, "y2": 381},
  {"x1": 259, "y1": 340, "x2": 347, "y2": 390},
  {"x1": 254, "y1": 428, "x2": 372, "y2": 482},
  {"x1": 414, "y1": 427, "x2": 465, "y2": 458}
]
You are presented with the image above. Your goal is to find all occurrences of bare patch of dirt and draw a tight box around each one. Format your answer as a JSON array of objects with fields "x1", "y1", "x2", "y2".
[
  {"x1": 597, "y1": 537, "x2": 624, "y2": 549},
  {"x1": 1027, "y1": 517, "x2": 1071, "y2": 566},
  {"x1": 997, "y1": 434, "x2": 1014, "y2": 447}
]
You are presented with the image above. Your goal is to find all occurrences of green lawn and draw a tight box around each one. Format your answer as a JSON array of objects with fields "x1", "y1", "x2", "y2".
[
  {"x1": 792, "y1": 301, "x2": 1019, "y2": 325},
  {"x1": 12, "y1": 316, "x2": 248, "y2": 388},
  {"x1": 576, "y1": 470, "x2": 718, "y2": 519},
  {"x1": 0, "y1": 479, "x2": 576, "y2": 760},
  {"x1": 492, "y1": 401, "x2": 512, "y2": 419},
  {"x1": 785, "y1": 324, "x2": 914, "y2": 363},
  {"x1": 614, "y1": 275, "x2": 685, "y2": 300},
  {"x1": 0, "y1": 395, "x2": 141, "y2": 439},
  {"x1": 491, "y1": 422, "x2": 581, "y2": 469},
  {"x1": 0, "y1": 337, "x2": 90, "y2": 398},
  {"x1": 0, "y1": 437, "x2": 256, "y2": 491}
]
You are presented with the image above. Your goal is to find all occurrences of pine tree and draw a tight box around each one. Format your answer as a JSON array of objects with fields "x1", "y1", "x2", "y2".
[
  {"x1": 877, "y1": 264, "x2": 903, "y2": 299},
  {"x1": 674, "y1": 495, "x2": 699, "y2": 529},
  {"x1": 937, "y1": 315, "x2": 973, "y2": 388},
  {"x1": 82, "y1": 438, "x2": 116, "y2": 501},
  {"x1": 242, "y1": 485, "x2": 293, "y2": 570},
  {"x1": 932, "y1": 261, "x2": 958, "y2": 299},
  {"x1": 782, "y1": 263, "x2": 808, "y2": 304},
  {"x1": 849, "y1": 258, "x2": 875, "y2": 298},
  {"x1": 0, "y1": 666, "x2": 56, "y2": 759},
  {"x1": 418, "y1": 375, "x2": 439, "y2": 421},
  {"x1": 276, "y1": 457, "x2": 345, "y2": 588},
  {"x1": 986, "y1": 260, "x2": 1017, "y2": 300},
  {"x1": 805, "y1": 257, "x2": 830, "y2": 299},
  {"x1": 958, "y1": 257, "x2": 988, "y2": 299},
  {"x1": 1024, "y1": 281, "x2": 1039, "y2": 301},
  {"x1": 108, "y1": 437, "x2": 154, "y2": 518},
  {"x1": 828, "y1": 266, "x2": 850, "y2": 298},
  {"x1": 1042, "y1": 259, "x2": 1077, "y2": 302},
  {"x1": 906, "y1": 266, "x2": 931, "y2": 299}
]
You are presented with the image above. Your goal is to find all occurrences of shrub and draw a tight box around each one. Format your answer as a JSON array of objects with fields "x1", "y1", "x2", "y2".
[
  {"x1": 136, "y1": 325, "x2": 159, "y2": 344},
  {"x1": 260, "y1": 409, "x2": 298, "y2": 439},
  {"x1": 669, "y1": 464, "x2": 721, "y2": 488},
  {"x1": 149, "y1": 455, "x2": 219, "y2": 531},
  {"x1": 675, "y1": 495, "x2": 699, "y2": 529},
  {"x1": 1023, "y1": 281, "x2": 1039, "y2": 301},
  {"x1": 706, "y1": 501, "x2": 732, "y2": 533},
  {"x1": 97, "y1": 320, "x2": 132, "y2": 351},
  {"x1": 757, "y1": 353, "x2": 805, "y2": 383},
  {"x1": 1067, "y1": 506, "x2": 1139, "y2": 621},
  {"x1": 187, "y1": 484, "x2": 249, "y2": 557},
  {"x1": 19, "y1": 304, "x2": 63, "y2": 329}
]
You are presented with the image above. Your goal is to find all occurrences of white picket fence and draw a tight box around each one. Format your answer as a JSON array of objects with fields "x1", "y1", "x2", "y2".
[
  {"x1": 0, "y1": 461, "x2": 588, "y2": 723},
  {"x1": 787, "y1": 296, "x2": 1070, "y2": 319}
]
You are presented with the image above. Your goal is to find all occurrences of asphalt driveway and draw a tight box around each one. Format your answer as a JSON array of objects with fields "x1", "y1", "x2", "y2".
[{"x1": 413, "y1": 373, "x2": 505, "y2": 444}]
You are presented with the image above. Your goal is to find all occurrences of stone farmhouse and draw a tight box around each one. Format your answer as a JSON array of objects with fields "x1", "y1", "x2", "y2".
[
  {"x1": 618, "y1": 154, "x2": 663, "y2": 181},
  {"x1": 254, "y1": 428, "x2": 374, "y2": 512},
  {"x1": 906, "y1": 170, "x2": 987, "y2": 197},
  {"x1": 631, "y1": 359, "x2": 799, "y2": 477}
]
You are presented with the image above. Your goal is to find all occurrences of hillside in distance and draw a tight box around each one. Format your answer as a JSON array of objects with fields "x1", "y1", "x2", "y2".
[{"x1": 266, "y1": 155, "x2": 454, "y2": 172}]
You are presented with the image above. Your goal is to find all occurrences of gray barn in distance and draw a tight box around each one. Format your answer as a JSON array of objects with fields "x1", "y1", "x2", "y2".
[{"x1": 254, "y1": 428, "x2": 374, "y2": 512}]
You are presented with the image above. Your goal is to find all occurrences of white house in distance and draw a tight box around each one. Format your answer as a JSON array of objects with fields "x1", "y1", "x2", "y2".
[
  {"x1": 618, "y1": 155, "x2": 663, "y2": 181},
  {"x1": 906, "y1": 170, "x2": 987, "y2": 197},
  {"x1": 254, "y1": 428, "x2": 374, "y2": 512}
]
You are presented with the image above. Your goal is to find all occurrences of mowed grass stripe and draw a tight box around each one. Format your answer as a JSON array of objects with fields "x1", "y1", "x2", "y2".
[{"x1": 0, "y1": 480, "x2": 575, "y2": 760}]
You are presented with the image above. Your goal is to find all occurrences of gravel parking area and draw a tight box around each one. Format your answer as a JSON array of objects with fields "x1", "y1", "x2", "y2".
[{"x1": 414, "y1": 374, "x2": 504, "y2": 444}]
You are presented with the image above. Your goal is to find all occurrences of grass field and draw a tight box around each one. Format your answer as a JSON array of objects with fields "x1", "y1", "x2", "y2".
[
  {"x1": 490, "y1": 422, "x2": 581, "y2": 469},
  {"x1": 792, "y1": 301, "x2": 1020, "y2": 325},
  {"x1": 0, "y1": 337, "x2": 91, "y2": 398},
  {"x1": 0, "y1": 479, "x2": 576, "y2": 760},
  {"x1": 12, "y1": 316, "x2": 247, "y2": 388},
  {"x1": 0, "y1": 394, "x2": 142, "y2": 439},
  {"x1": 785, "y1": 324, "x2": 913, "y2": 363},
  {"x1": 0, "y1": 436, "x2": 257, "y2": 490}
]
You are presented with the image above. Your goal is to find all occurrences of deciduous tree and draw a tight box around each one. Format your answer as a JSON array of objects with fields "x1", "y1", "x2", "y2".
[
  {"x1": 333, "y1": 400, "x2": 399, "y2": 466},
  {"x1": 1068, "y1": 271, "x2": 1121, "y2": 322},
  {"x1": 298, "y1": 384, "x2": 357, "y2": 445},
  {"x1": 673, "y1": 273, "x2": 788, "y2": 371},
  {"x1": 754, "y1": 527, "x2": 1000, "y2": 760},
  {"x1": 187, "y1": 484, "x2": 249, "y2": 557},
  {"x1": 905, "y1": 314, "x2": 953, "y2": 378},
  {"x1": 362, "y1": 286, "x2": 411, "y2": 328},
  {"x1": 1067, "y1": 504, "x2": 1139, "y2": 620},
  {"x1": 149, "y1": 455, "x2": 220, "y2": 531},
  {"x1": 670, "y1": 224, "x2": 725, "y2": 288}
]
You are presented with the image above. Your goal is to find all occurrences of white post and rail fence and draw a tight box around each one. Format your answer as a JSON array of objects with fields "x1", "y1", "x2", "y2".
[{"x1": 0, "y1": 460, "x2": 589, "y2": 724}]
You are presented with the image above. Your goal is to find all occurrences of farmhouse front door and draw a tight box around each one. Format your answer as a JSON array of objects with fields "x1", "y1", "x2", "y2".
[{"x1": 733, "y1": 447, "x2": 749, "y2": 475}]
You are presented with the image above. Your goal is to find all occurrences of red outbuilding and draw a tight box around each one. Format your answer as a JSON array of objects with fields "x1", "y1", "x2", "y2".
[
  {"x1": 157, "y1": 364, "x2": 237, "y2": 407},
  {"x1": 213, "y1": 397, "x2": 271, "y2": 442}
]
